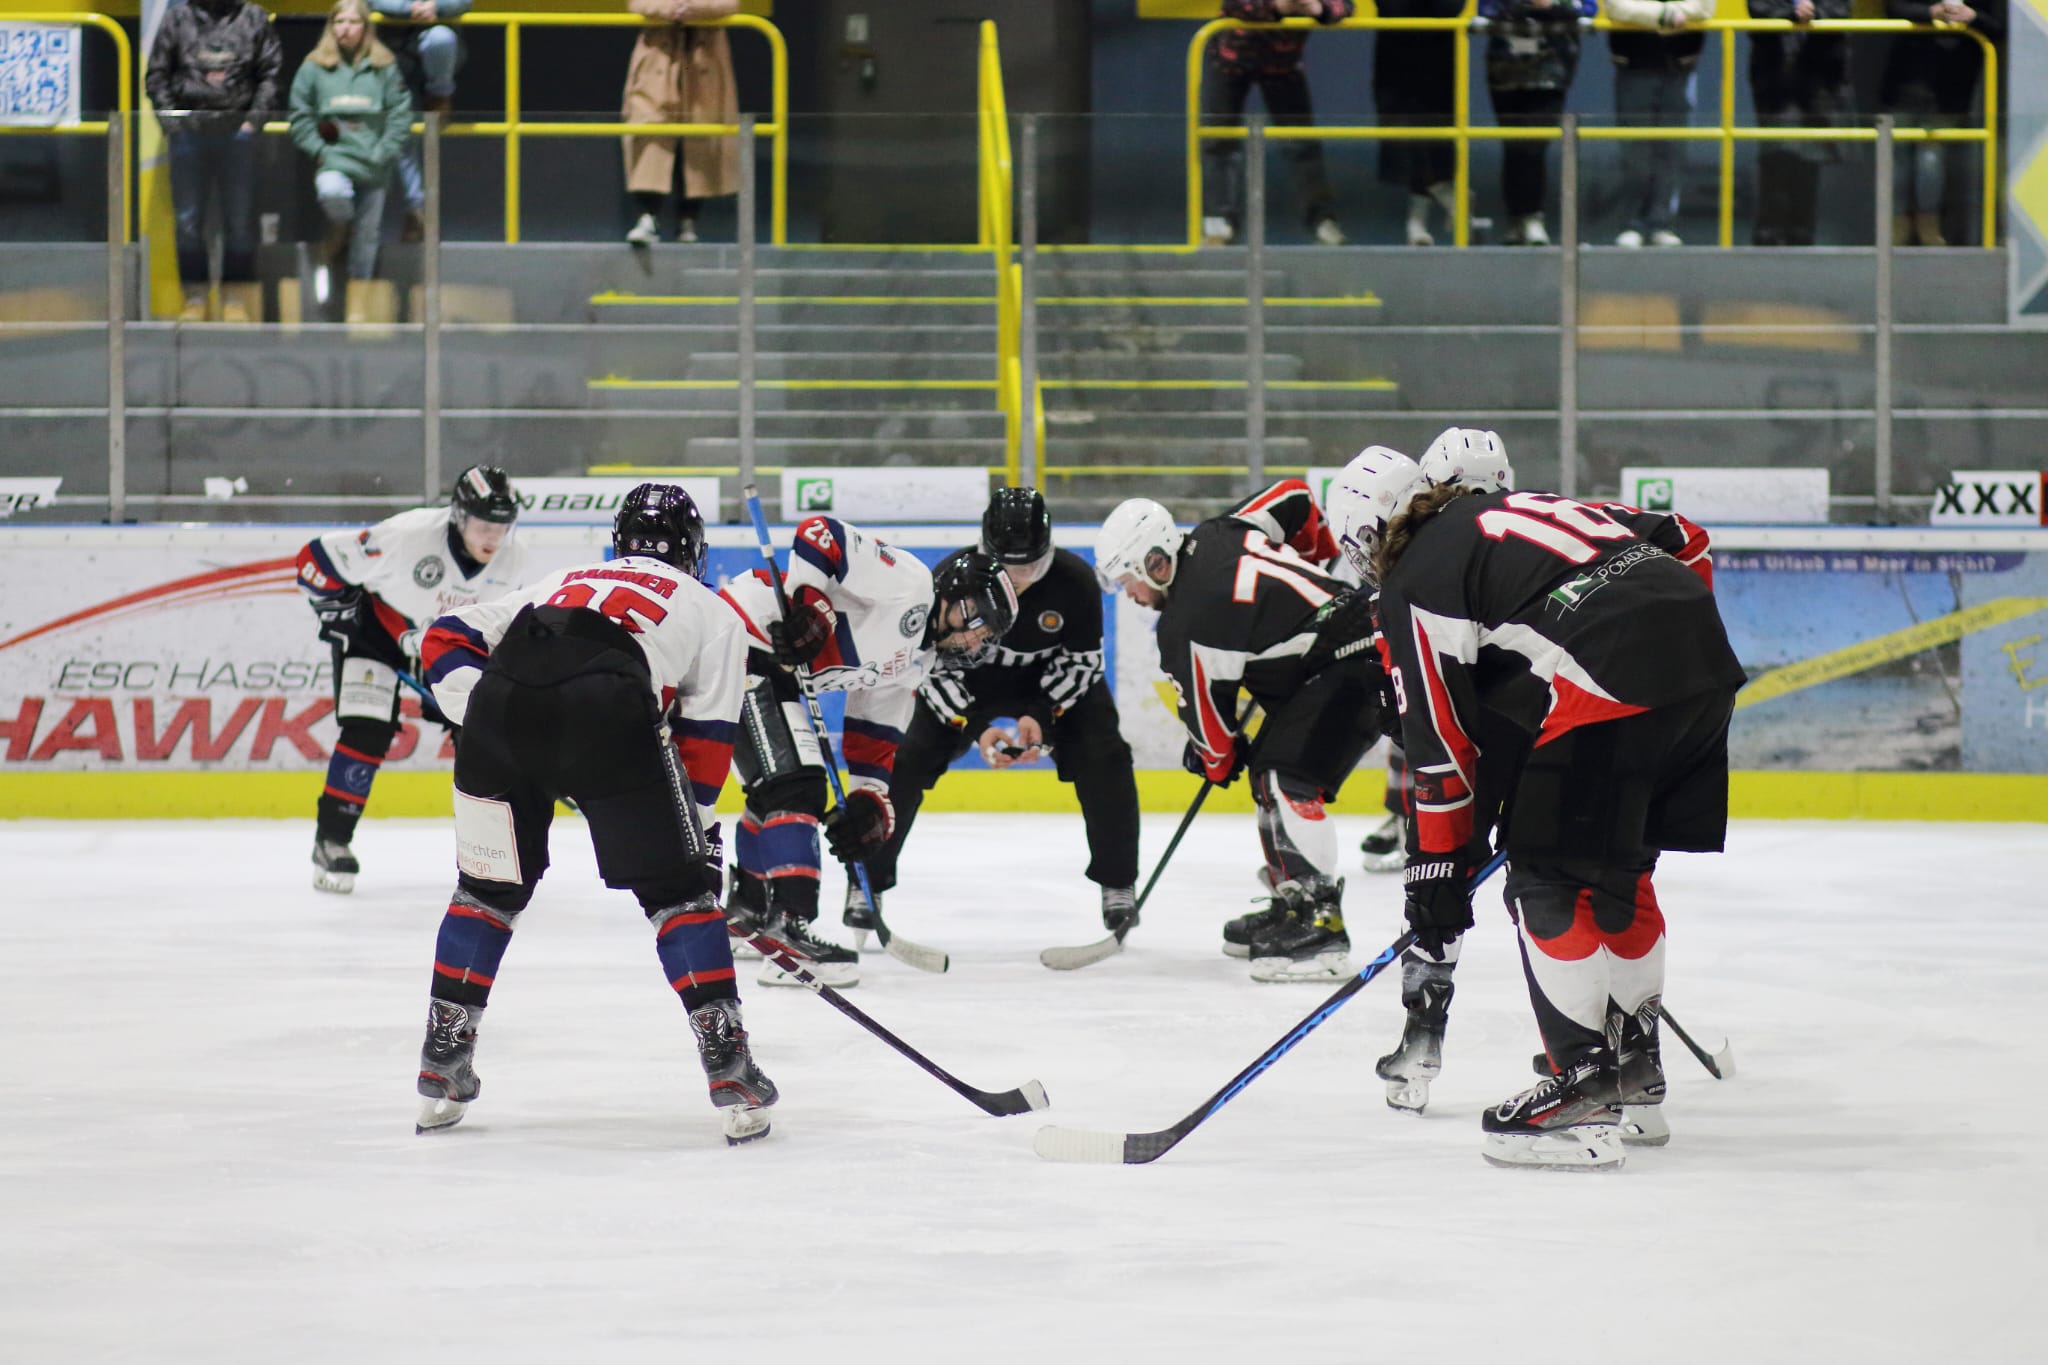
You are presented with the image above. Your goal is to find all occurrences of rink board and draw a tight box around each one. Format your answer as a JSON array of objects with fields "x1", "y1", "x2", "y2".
[{"x1": 2, "y1": 523, "x2": 2047, "y2": 820}]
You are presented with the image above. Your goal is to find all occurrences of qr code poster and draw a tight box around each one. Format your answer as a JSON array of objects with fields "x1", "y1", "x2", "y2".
[{"x1": 0, "y1": 23, "x2": 81, "y2": 128}]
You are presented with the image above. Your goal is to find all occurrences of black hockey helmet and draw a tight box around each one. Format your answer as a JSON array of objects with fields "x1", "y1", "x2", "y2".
[
  {"x1": 450, "y1": 465, "x2": 519, "y2": 526},
  {"x1": 612, "y1": 482, "x2": 708, "y2": 578},
  {"x1": 980, "y1": 485, "x2": 1052, "y2": 566},
  {"x1": 929, "y1": 548, "x2": 1019, "y2": 647}
]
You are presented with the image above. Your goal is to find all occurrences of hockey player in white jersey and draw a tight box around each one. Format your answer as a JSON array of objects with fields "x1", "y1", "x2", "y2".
[
  {"x1": 718, "y1": 514, "x2": 1018, "y2": 987},
  {"x1": 295, "y1": 466, "x2": 530, "y2": 893},
  {"x1": 411, "y1": 483, "x2": 776, "y2": 1144}
]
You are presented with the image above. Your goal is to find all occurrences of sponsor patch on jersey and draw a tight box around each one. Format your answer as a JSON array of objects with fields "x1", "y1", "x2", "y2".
[
  {"x1": 899, "y1": 603, "x2": 930, "y2": 638},
  {"x1": 413, "y1": 556, "x2": 446, "y2": 589},
  {"x1": 1037, "y1": 610, "x2": 1063, "y2": 633}
]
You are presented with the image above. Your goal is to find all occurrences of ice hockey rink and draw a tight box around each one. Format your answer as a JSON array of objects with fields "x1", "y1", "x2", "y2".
[{"x1": 3, "y1": 812, "x2": 2042, "y2": 1364}]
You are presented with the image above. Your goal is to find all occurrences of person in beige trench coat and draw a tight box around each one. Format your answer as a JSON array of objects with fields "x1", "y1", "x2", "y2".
[{"x1": 622, "y1": 0, "x2": 740, "y2": 244}]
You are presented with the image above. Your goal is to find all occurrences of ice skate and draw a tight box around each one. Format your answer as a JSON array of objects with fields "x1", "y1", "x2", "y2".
[
  {"x1": 1480, "y1": 1057, "x2": 1625, "y2": 1171},
  {"x1": 415, "y1": 1000, "x2": 482, "y2": 1134},
  {"x1": 1376, "y1": 958, "x2": 1455, "y2": 1113},
  {"x1": 1358, "y1": 814, "x2": 1406, "y2": 874},
  {"x1": 842, "y1": 881, "x2": 876, "y2": 951},
  {"x1": 312, "y1": 836, "x2": 358, "y2": 894},
  {"x1": 689, "y1": 998, "x2": 778, "y2": 1145},
  {"x1": 1100, "y1": 884, "x2": 1137, "y2": 936},
  {"x1": 1222, "y1": 871, "x2": 1290, "y2": 958},
  {"x1": 756, "y1": 911, "x2": 859, "y2": 989},
  {"x1": 1248, "y1": 878, "x2": 1351, "y2": 983},
  {"x1": 1616, "y1": 1002, "x2": 1670, "y2": 1148}
]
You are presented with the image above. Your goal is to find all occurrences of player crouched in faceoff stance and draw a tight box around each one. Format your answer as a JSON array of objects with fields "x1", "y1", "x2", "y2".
[
  {"x1": 1327, "y1": 447, "x2": 1743, "y2": 1170},
  {"x1": 295, "y1": 466, "x2": 529, "y2": 893},
  {"x1": 1095, "y1": 480, "x2": 1390, "y2": 984},
  {"x1": 410, "y1": 483, "x2": 777, "y2": 1145},
  {"x1": 717, "y1": 513, "x2": 1019, "y2": 987}
]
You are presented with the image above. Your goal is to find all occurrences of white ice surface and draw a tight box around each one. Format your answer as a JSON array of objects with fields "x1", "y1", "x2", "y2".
[{"x1": 3, "y1": 814, "x2": 2044, "y2": 1364}]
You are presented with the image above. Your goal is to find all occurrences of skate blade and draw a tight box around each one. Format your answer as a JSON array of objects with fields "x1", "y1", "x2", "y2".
[
  {"x1": 728, "y1": 934, "x2": 762, "y2": 961},
  {"x1": 757, "y1": 958, "x2": 857, "y2": 989},
  {"x1": 1247, "y1": 952, "x2": 1352, "y2": 984},
  {"x1": 415, "y1": 1095, "x2": 468, "y2": 1134},
  {"x1": 847, "y1": 928, "x2": 872, "y2": 951},
  {"x1": 1383, "y1": 1078, "x2": 1432, "y2": 1113},
  {"x1": 1360, "y1": 850, "x2": 1406, "y2": 874},
  {"x1": 1619, "y1": 1105, "x2": 1671, "y2": 1147},
  {"x1": 722, "y1": 1105, "x2": 772, "y2": 1146},
  {"x1": 1221, "y1": 942, "x2": 1251, "y2": 960},
  {"x1": 313, "y1": 869, "x2": 356, "y2": 894},
  {"x1": 1480, "y1": 1125, "x2": 1626, "y2": 1171}
]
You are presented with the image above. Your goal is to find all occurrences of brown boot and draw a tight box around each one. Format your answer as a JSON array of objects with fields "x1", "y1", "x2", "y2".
[
  {"x1": 1892, "y1": 213, "x2": 1914, "y2": 245},
  {"x1": 1913, "y1": 211, "x2": 1947, "y2": 247}
]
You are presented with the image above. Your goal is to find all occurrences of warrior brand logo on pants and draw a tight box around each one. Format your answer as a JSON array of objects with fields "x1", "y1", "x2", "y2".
[{"x1": 794, "y1": 478, "x2": 835, "y2": 513}]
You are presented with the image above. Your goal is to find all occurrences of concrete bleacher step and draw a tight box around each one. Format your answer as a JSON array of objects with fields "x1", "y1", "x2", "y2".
[{"x1": 678, "y1": 437, "x2": 1004, "y2": 468}]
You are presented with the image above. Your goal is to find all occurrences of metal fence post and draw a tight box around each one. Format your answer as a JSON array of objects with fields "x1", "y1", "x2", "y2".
[
  {"x1": 423, "y1": 109, "x2": 443, "y2": 503},
  {"x1": 1020, "y1": 114, "x2": 1040, "y2": 489},
  {"x1": 738, "y1": 114, "x2": 758, "y2": 517},
  {"x1": 1559, "y1": 113, "x2": 1579, "y2": 501},
  {"x1": 106, "y1": 117, "x2": 126, "y2": 523},
  {"x1": 1875, "y1": 115, "x2": 1895, "y2": 524},
  {"x1": 1245, "y1": 114, "x2": 1266, "y2": 492}
]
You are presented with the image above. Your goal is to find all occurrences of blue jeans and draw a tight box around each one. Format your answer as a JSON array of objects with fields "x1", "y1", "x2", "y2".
[
  {"x1": 316, "y1": 168, "x2": 388, "y2": 280},
  {"x1": 394, "y1": 25, "x2": 463, "y2": 211},
  {"x1": 168, "y1": 122, "x2": 259, "y2": 284},
  {"x1": 1614, "y1": 66, "x2": 1695, "y2": 233}
]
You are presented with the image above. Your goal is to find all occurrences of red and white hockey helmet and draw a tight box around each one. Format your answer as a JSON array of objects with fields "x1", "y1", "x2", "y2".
[
  {"x1": 1094, "y1": 498, "x2": 1184, "y2": 593},
  {"x1": 1419, "y1": 426, "x2": 1514, "y2": 493},
  {"x1": 1326, "y1": 445, "x2": 1428, "y2": 582}
]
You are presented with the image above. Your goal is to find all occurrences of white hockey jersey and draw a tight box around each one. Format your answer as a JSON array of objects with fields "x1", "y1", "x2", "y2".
[
  {"x1": 297, "y1": 506, "x2": 532, "y2": 645},
  {"x1": 718, "y1": 515, "x2": 933, "y2": 792},
  {"x1": 420, "y1": 556, "x2": 748, "y2": 826}
]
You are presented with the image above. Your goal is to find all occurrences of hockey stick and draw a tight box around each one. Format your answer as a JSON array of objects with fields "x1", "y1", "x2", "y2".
[
  {"x1": 743, "y1": 928, "x2": 1047, "y2": 1116},
  {"x1": 741, "y1": 485, "x2": 948, "y2": 974},
  {"x1": 1658, "y1": 1003, "x2": 1736, "y2": 1080},
  {"x1": 1034, "y1": 851, "x2": 1507, "y2": 1164},
  {"x1": 1038, "y1": 701, "x2": 1261, "y2": 972}
]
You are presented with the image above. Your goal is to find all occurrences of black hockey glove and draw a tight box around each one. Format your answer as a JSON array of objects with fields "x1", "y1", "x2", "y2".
[
  {"x1": 1402, "y1": 851, "x2": 1475, "y2": 956},
  {"x1": 311, "y1": 588, "x2": 365, "y2": 649},
  {"x1": 1182, "y1": 734, "x2": 1247, "y2": 787},
  {"x1": 769, "y1": 587, "x2": 836, "y2": 669},
  {"x1": 1302, "y1": 588, "x2": 1379, "y2": 675},
  {"x1": 822, "y1": 787, "x2": 894, "y2": 865}
]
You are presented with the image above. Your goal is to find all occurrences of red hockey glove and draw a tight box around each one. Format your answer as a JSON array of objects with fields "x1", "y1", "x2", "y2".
[
  {"x1": 769, "y1": 586, "x2": 836, "y2": 669},
  {"x1": 1402, "y1": 850, "x2": 1474, "y2": 955},
  {"x1": 822, "y1": 787, "x2": 893, "y2": 865}
]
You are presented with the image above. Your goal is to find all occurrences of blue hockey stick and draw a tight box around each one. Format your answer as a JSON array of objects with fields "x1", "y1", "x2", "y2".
[
  {"x1": 741, "y1": 485, "x2": 948, "y2": 973},
  {"x1": 1033, "y1": 850, "x2": 1509, "y2": 1164}
]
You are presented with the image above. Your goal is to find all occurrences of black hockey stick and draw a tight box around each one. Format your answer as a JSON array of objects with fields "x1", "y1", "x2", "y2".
[
  {"x1": 742, "y1": 485, "x2": 948, "y2": 974},
  {"x1": 1658, "y1": 1003, "x2": 1735, "y2": 1080},
  {"x1": 1034, "y1": 852, "x2": 1506, "y2": 1164},
  {"x1": 1039, "y1": 702, "x2": 1262, "y2": 971},
  {"x1": 744, "y1": 928, "x2": 1046, "y2": 1116}
]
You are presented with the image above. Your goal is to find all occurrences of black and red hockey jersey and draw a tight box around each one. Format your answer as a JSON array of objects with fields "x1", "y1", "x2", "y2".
[
  {"x1": 1153, "y1": 479, "x2": 1348, "y2": 782},
  {"x1": 1374, "y1": 490, "x2": 1744, "y2": 856}
]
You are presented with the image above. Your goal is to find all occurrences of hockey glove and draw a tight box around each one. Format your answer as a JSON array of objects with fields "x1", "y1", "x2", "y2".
[
  {"x1": 769, "y1": 586, "x2": 836, "y2": 669},
  {"x1": 1402, "y1": 851, "x2": 1475, "y2": 955},
  {"x1": 311, "y1": 588, "x2": 365, "y2": 650},
  {"x1": 1302, "y1": 588, "x2": 1379, "y2": 675},
  {"x1": 1182, "y1": 734, "x2": 1247, "y2": 787},
  {"x1": 822, "y1": 787, "x2": 893, "y2": 864}
]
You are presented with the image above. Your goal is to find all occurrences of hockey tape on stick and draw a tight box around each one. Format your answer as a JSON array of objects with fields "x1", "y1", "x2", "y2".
[{"x1": 1657, "y1": 1004, "x2": 1735, "y2": 1080}]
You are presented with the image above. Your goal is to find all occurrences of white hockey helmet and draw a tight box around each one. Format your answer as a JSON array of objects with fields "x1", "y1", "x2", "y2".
[
  {"x1": 1326, "y1": 445, "x2": 1429, "y2": 582},
  {"x1": 1094, "y1": 498, "x2": 1184, "y2": 593},
  {"x1": 1419, "y1": 427, "x2": 1514, "y2": 493}
]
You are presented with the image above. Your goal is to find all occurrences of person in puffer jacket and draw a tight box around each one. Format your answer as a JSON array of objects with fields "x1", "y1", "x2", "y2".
[
  {"x1": 144, "y1": 0, "x2": 283, "y2": 318},
  {"x1": 1605, "y1": 0, "x2": 1714, "y2": 247},
  {"x1": 289, "y1": 0, "x2": 414, "y2": 296},
  {"x1": 1480, "y1": 0, "x2": 1595, "y2": 246}
]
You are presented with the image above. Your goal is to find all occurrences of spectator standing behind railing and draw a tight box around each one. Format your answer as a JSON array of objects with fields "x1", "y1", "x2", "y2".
[
  {"x1": 622, "y1": 0, "x2": 740, "y2": 246},
  {"x1": 1604, "y1": 0, "x2": 1713, "y2": 247},
  {"x1": 1480, "y1": 0, "x2": 1596, "y2": 246},
  {"x1": 144, "y1": 0, "x2": 283, "y2": 322},
  {"x1": 1373, "y1": 0, "x2": 1463, "y2": 246},
  {"x1": 370, "y1": 0, "x2": 472, "y2": 242},
  {"x1": 1200, "y1": 0, "x2": 1353, "y2": 247},
  {"x1": 1881, "y1": 0, "x2": 2002, "y2": 246},
  {"x1": 289, "y1": 0, "x2": 414, "y2": 304},
  {"x1": 1747, "y1": 0, "x2": 1850, "y2": 246}
]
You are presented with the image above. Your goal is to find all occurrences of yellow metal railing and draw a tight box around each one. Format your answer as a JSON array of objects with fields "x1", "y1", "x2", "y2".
[
  {"x1": 1186, "y1": 13, "x2": 1999, "y2": 249},
  {"x1": 0, "y1": 12, "x2": 132, "y2": 239},
  {"x1": 977, "y1": 19, "x2": 1024, "y2": 485}
]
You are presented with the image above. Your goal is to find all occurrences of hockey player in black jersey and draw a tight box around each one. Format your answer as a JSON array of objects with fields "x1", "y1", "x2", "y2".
[
  {"x1": 1328, "y1": 446, "x2": 1745, "y2": 1170},
  {"x1": 865, "y1": 487, "x2": 1142, "y2": 937},
  {"x1": 1095, "y1": 479, "x2": 1388, "y2": 983}
]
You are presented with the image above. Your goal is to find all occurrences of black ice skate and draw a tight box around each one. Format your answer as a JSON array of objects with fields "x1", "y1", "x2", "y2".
[
  {"x1": 1222, "y1": 874, "x2": 1291, "y2": 959},
  {"x1": 1248, "y1": 877, "x2": 1352, "y2": 984},
  {"x1": 312, "y1": 837, "x2": 358, "y2": 894},
  {"x1": 689, "y1": 997, "x2": 778, "y2": 1145},
  {"x1": 756, "y1": 910, "x2": 859, "y2": 989},
  {"x1": 724, "y1": 866, "x2": 765, "y2": 960},
  {"x1": 1376, "y1": 957, "x2": 1456, "y2": 1113},
  {"x1": 1616, "y1": 1000, "x2": 1670, "y2": 1148},
  {"x1": 1359, "y1": 814, "x2": 1407, "y2": 874},
  {"x1": 1100, "y1": 884, "x2": 1138, "y2": 936},
  {"x1": 415, "y1": 1000, "x2": 482, "y2": 1133},
  {"x1": 842, "y1": 880, "x2": 877, "y2": 950},
  {"x1": 1480, "y1": 1056, "x2": 1625, "y2": 1171}
]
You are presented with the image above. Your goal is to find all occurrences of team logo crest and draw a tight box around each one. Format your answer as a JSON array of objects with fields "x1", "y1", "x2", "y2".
[
  {"x1": 1037, "y1": 610, "x2": 1063, "y2": 633},
  {"x1": 899, "y1": 603, "x2": 930, "y2": 638},
  {"x1": 413, "y1": 556, "x2": 446, "y2": 589}
]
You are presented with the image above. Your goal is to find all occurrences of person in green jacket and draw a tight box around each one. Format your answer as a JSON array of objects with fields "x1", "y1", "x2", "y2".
[{"x1": 290, "y1": 0, "x2": 414, "y2": 294}]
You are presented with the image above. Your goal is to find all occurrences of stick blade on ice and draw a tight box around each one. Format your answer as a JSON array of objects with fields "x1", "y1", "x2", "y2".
[
  {"x1": 1039, "y1": 935, "x2": 1121, "y2": 971},
  {"x1": 881, "y1": 932, "x2": 949, "y2": 974},
  {"x1": 1032, "y1": 1125, "x2": 1128, "y2": 1164}
]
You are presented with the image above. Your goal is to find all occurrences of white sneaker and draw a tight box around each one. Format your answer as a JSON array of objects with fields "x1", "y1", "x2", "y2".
[
  {"x1": 625, "y1": 213, "x2": 659, "y2": 246},
  {"x1": 1519, "y1": 215, "x2": 1550, "y2": 246},
  {"x1": 1649, "y1": 229, "x2": 1684, "y2": 247},
  {"x1": 1312, "y1": 217, "x2": 1347, "y2": 247},
  {"x1": 1201, "y1": 215, "x2": 1234, "y2": 246},
  {"x1": 677, "y1": 216, "x2": 700, "y2": 244},
  {"x1": 1614, "y1": 228, "x2": 1645, "y2": 248}
]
